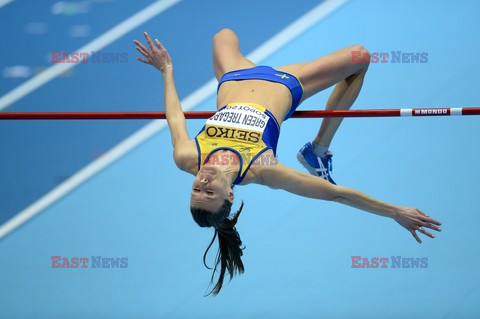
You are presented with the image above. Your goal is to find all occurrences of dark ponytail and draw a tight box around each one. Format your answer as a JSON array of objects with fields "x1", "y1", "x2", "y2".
[{"x1": 190, "y1": 201, "x2": 245, "y2": 296}]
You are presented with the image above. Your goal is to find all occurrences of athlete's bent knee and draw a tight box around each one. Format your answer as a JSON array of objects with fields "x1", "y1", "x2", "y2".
[
  {"x1": 350, "y1": 44, "x2": 370, "y2": 71},
  {"x1": 213, "y1": 28, "x2": 238, "y2": 44}
]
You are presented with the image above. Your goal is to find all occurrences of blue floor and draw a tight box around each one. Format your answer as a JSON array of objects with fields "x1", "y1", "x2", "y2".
[{"x1": 1, "y1": 0, "x2": 480, "y2": 318}]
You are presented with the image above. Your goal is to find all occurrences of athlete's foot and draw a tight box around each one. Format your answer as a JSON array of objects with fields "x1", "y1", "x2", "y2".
[{"x1": 297, "y1": 142, "x2": 336, "y2": 184}]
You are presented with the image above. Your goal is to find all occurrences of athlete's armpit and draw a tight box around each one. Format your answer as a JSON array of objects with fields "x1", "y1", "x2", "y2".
[{"x1": 173, "y1": 140, "x2": 198, "y2": 175}]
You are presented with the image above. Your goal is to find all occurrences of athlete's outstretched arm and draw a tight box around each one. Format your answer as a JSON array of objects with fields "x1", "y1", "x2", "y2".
[
  {"x1": 134, "y1": 32, "x2": 192, "y2": 170},
  {"x1": 258, "y1": 162, "x2": 442, "y2": 243}
]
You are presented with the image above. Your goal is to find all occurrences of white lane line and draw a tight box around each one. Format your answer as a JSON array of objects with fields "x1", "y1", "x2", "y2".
[
  {"x1": 0, "y1": 0, "x2": 348, "y2": 240},
  {"x1": 0, "y1": 0, "x2": 181, "y2": 111},
  {"x1": 248, "y1": 0, "x2": 348, "y2": 63},
  {"x1": 0, "y1": 0, "x2": 14, "y2": 9}
]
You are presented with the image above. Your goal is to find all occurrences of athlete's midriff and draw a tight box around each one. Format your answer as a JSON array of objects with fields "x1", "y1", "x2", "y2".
[{"x1": 217, "y1": 79, "x2": 292, "y2": 126}]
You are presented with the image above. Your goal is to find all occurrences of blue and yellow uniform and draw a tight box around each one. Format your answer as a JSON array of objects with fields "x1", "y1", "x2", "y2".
[{"x1": 195, "y1": 66, "x2": 303, "y2": 185}]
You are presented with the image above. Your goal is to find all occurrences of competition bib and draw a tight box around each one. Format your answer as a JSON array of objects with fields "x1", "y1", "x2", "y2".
[{"x1": 204, "y1": 103, "x2": 270, "y2": 144}]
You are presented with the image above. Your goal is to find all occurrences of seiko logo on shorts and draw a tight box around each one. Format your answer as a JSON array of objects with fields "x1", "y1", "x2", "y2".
[{"x1": 205, "y1": 126, "x2": 260, "y2": 143}]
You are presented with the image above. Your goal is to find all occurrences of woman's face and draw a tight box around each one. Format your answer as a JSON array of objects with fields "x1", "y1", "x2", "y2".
[{"x1": 190, "y1": 164, "x2": 232, "y2": 212}]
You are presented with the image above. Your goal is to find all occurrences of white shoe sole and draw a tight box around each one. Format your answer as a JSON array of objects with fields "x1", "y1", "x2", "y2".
[{"x1": 297, "y1": 152, "x2": 320, "y2": 176}]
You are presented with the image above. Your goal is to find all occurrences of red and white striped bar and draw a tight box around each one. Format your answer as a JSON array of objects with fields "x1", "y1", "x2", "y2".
[{"x1": 0, "y1": 107, "x2": 479, "y2": 120}]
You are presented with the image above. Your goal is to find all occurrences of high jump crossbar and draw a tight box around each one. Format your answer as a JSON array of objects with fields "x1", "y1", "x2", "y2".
[{"x1": 0, "y1": 107, "x2": 479, "y2": 120}]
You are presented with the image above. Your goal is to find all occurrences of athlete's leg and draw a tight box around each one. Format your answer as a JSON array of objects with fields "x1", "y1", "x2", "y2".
[
  {"x1": 314, "y1": 66, "x2": 368, "y2": 148},
  {"x1": 212, "y1": 28, "x2": 255, "y2": 81},
  {"x1": 278, "y1": 45, "x2": 370, "y2": 183},
  {"x1": 277, "y1": 45, "x2": 370, "y2": 147}
]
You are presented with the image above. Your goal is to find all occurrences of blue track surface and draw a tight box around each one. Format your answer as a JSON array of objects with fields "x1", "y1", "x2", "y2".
[{"x1": 1, "y1": 0, "x2": 479, "y2": 318}]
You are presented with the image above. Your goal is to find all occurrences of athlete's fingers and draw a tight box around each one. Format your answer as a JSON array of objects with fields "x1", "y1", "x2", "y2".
[
  {"x1": 155, "y1": 39, "x2": 172, "y2": 62},
  {"x1": 133, "y1": 40, "x2": 149, "y2": 54},
  {"x1": 422, "y1": 215, "x2": 442, "y2": 226},
  {"x1": 417, "y1": 226, "x2": 435, "y2": 239},
  {"x1": 135, "y1": 46, "x2": 149, "y2": 58},
  {"x1": 155, "y1": 39, "x2": 166, "y2": 51},
  {"x1": 410, "y1": 228, "x2": 422, "y2": 244},
  {"x1": 144, "y1": 32, "x2": 156, "y2": 51},
  {"x1": 418, "y1": 210, "x2": 442, "y2": 226},
  {"x1": 417, "y1": 209, "x2": 428, "y2": 216},
  {"x1": 137, "y1": 57, "x2": 149, "y2": 64},
  {"x1": 420, "y1": 221, "x2": 441, "y2": 232}
]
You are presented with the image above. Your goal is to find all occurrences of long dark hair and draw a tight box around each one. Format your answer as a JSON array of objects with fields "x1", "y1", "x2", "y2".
[{"x1": 190, "y1": 200, "x2": 245, "y2": 296}]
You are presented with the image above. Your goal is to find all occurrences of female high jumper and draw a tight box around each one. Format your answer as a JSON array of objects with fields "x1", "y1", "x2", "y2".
[{"x1": 134, "y1": 29, "x2": 442, "y2": 295}]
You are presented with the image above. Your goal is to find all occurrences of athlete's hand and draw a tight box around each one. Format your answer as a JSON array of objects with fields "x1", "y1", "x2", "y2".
[
  {"x1": 133, "y1": 32, "x2": 172, "y2": 72},
  {"x1": 394, "y1": 207, "x2": 442, "y2": 244}
]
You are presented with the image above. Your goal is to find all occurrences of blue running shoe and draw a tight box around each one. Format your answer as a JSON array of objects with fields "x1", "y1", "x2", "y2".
[{"x1": 297, "y1": 142, "x2": 336, "y2": 184}]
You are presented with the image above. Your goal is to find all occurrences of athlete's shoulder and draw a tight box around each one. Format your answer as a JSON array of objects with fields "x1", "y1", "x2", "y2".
[{"x1": 243, "y1": 150, "x2": 281, "y2": 186}]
